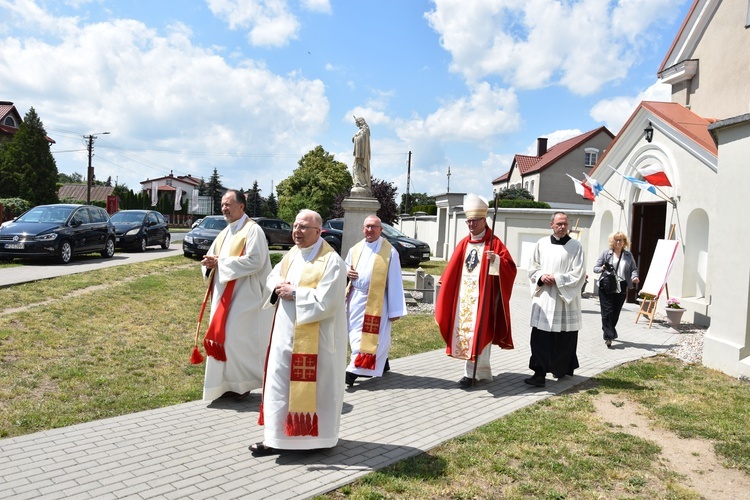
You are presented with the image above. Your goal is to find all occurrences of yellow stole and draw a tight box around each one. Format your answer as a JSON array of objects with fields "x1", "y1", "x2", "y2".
[
  {"x1": 280, "y1": 240, "x2": 334, "y2": 436},
  {"x1": 203, "y1": 218, "x2": 254, "y2": 361},
  {"x1": 350, "y1": 239, "x2": 391, "y2": 369}
]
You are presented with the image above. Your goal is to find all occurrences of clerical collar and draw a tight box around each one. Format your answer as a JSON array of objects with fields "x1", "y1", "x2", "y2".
[
  {"x1": 550, "y1": 234, "x2": 571, "y2": 245},
  {"x1": 365, "y1": 237, "x2": 381, "y2": 249},
  {"x1": 228, "y1": 214, "x2": 248, "y2": 233},
  {"x1": 299, "y1": 238, "x2": 322, "y2": 260},
  {"x1": 470, "y1": 229, "x2": 486, "y2": 242}
]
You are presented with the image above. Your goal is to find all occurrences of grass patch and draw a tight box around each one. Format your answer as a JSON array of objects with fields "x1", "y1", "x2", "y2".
[{"x1": 320, "y1": 357, "x2": 750, "y2": 499}]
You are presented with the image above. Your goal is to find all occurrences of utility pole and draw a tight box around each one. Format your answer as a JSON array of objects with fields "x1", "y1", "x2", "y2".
[
  {"x1": 447, "y1": 166, "x2": 451, "y2": 193},
  {"x1": 405, "y1": 151, "x2": 412, "y2": 214},
  {"x1": 85, "y1": 132, "x2": 110, "y2": 205}
]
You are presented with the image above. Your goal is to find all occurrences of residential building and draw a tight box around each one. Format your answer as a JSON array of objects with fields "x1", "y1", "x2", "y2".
[{"x1": 492, "y1": 127, "x2": 614, "y2": 210}]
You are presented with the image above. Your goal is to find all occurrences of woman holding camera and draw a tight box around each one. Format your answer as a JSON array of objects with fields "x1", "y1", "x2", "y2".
[{"x1": 593, "y1": 232, "x2": 639, "y2": 347}]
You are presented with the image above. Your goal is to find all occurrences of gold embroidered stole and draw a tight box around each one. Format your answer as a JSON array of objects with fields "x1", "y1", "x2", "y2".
[
  {"x1": 203, "y1": 218, "x2": 254, "y2": 361},
  {"x1": 280, "y1": 241, "x2": 333, "y2": 436},
  {"x1": 350, "y1": 239, "x2": 391, "y2": 369}
]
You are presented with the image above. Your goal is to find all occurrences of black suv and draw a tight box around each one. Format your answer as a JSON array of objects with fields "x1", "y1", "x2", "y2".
[
  {"x1": 0, "y1": 204, "x2": 116, "y2": 264},
  {"x1": 252, "y1": 217, "x2": 294, "y2": 249},
  {"x1": 322, "y1": 218, "x2": 430, "y2": 265}
]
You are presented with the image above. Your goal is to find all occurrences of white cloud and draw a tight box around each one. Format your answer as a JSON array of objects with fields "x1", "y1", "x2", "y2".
[
  {"x1": 206, "y1": 0, "x2": 300, "y2": 47},
  {"x1": 589, "y1": 80, "x2": 672, "y2": 133},
  {"x1": 300, "y1": 0, "x2": 331, "y2": 14},
  {"x1": 426, "y1": 0, "x2": 685, "y2": 95},
  {"x1": 395, "y1": 82, "x2": 521, "y2": 144},
  {"x1": 0, "y1": 9, "x2": 329, "y2": 191}
]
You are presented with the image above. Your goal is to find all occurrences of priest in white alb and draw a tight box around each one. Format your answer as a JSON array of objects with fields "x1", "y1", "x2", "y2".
[
  {"x1": 250, "y1": 209, "x2": 347, "y2": 456},
  {"x1": 200, "y1": 190, "x2": 273, "y2": 401},
  {"x1": 344, "y1": 215, "x2": 407, "y2": 387}
]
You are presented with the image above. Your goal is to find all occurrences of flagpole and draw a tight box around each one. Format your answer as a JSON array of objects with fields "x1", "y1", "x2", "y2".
[
  {"x1": 622, "y1": 163, "x2": 676, "y2": 205},
  {"x1": 582, "y1": 172, "x2": 623, "y2": 207}
]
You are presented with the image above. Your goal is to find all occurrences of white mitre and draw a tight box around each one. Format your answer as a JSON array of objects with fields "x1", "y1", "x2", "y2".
[{"x1": 464, "y1": 193, "x2": 489, "y2": 218}]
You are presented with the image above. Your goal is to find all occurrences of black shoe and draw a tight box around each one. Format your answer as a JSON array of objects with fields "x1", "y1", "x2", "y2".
[
  {"x1": 249, "y1": 442, "x2": 280, "y2": 457},
  {"x1": 458, "y1": 376, "x2": 474, "y2": 387},
  {"x1": 524, "y1": 376, "x2": 546, "y2": 387},
  {"x1": 383, "y1": 358, "x2": 390, "y2": 373},
  {"x1": 605, "y1": 339, "x2": 612, "y2": 348},
  {"x1": 345, "y1": 371, "x2": 358, "y2": 387}
]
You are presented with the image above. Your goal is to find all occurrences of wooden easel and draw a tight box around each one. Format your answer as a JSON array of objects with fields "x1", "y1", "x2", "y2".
[{"x1": 635, "y1": 228, "x2": 679, "y2": 329}]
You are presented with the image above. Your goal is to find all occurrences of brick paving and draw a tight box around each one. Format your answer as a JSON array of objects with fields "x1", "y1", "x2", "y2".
[{"x1": 0, "y1": 273, "x2": 683, "y2": 499}]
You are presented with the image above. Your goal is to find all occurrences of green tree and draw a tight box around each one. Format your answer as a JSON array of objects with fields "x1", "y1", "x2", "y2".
[
  {"x1": 246, "y1": 180, "x2": 264, "y2": 217},
  {"x1": 331, "y1": 177, "x2": 400, "y2": 225},
  {"x1": 264, "y1": 191, "x2": 278, "y2": 218},
  {"x1": 58, "y1": 172, "x2": 85, "y2": 184},
  {"x1": 498, "y1": 187, "x2": 534, "y2": 200},
  {"x1": 276, "y1": 146, "x2": 352, "y2": 222},
  {"x1": 0, "y1": 107, "x2": 58, "y2": 205},
  {"x1": 399, "y1": 192, "x2": 436, "y2": 214},
  {"x1": 206, "y1": 168, "x2": 223, "y2": 215}
]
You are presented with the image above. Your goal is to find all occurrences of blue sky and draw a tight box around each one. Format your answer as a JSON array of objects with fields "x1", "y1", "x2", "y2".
[{"x1": 0, "y1": 0, "x2": 692, "y2": 201}]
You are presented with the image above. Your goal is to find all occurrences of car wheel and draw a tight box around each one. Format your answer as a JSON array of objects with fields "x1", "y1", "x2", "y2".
[
  {"x1": 138, "y1": 237, "x2": 147, "y2": 252},
  {"x1": 57, "y1": 240, "x2": 73, "y2": 264},
  {"x1": 184, "y1": 251, "x2": 192, "y2": 258},
  {"x1": 161, "y1": 234, "x2": 171, "y2": 249},
  {"x1": 101, "y1": 237, "x2": 116, "y2": 258}
]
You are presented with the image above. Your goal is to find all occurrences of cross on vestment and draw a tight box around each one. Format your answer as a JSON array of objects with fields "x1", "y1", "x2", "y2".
[
  {"x1": 291, "y1": 354, "x2": 318, "y2": 381},
  {"x1": 362, "y1": 314, "x2": 382, "y2": 334}
]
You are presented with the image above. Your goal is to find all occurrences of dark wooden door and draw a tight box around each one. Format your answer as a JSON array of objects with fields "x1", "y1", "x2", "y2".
[{"x1": 628, "y1": 202, "x2": 667, "y2": 302}]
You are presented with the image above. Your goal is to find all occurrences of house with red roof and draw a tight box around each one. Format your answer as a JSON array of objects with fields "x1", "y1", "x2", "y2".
[
  {"x1": 0, "y1": 101, "x2": 55, "y2": 144},
  {"x1": 583, "y1": 0, "x2": 750, "y2": 377},
  {"x1": 492, "y1": 127, "x2": 614, "y2": 210}
]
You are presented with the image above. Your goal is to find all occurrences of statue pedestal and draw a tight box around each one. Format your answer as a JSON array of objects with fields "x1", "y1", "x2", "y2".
[{"x1": 341, "y1": 196, "x2": 381, "y2": 257}]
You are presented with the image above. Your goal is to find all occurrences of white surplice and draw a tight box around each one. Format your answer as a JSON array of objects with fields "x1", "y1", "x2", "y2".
[
  {"x1": 262, "y1": 238, "x2": 348, "y2": 450},
  {"x1": 201, "y1": 215, "x2": 273, "y2": 401},
  {"x1": 528, "y1": 236, "x2": 586, "y2": 332},
  {"x1": 345, "y1": 237, "x2": 407, "y2": 377}
]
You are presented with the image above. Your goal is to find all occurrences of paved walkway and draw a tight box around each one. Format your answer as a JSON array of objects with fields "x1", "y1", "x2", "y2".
[{"x1": 0, "y1": 281, "x2": 683, "y2": 500}]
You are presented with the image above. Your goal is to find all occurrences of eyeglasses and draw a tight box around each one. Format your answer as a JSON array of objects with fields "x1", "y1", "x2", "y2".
[
  {"x1": 465, "y1": 218, "x2": 484, "y2": 225},
  {"x1": 293, "y1": 224, "x2": 320, "y2": 231},
  {"x1": 615, "y1": 239, "x2": 623, "y2": 243},
  {"x1": 364, "y1": 225, "x2": 381, "y2": 230}
]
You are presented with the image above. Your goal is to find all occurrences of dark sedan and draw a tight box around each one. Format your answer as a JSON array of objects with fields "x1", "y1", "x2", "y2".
[
  {"x1": 322, "y1": 218, "x2": 430, "y2": 265},
  {"x1": 0, "y1": 204, "x2": 116, "y2": 264},
  {"x1": 182, "y1": 216, "x2": 227, "y2": 258},
  {"x1": 110, "y1": 210, "x2": 171, "y2": 252}
]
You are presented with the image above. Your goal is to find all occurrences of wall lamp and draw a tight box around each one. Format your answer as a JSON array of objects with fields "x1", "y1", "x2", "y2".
[{"x1": 644, "y1": 122, "x2": 654, "y2": 143}]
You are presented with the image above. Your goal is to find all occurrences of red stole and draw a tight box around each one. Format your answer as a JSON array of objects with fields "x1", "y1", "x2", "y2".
[{"x1": 203, "y1": 218, "x2": 253, "y2": 361}]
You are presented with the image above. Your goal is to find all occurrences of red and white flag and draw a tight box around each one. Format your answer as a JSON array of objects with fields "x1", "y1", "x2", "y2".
[
  {"x1": 566, "y1": 174, "x2": 595, "y2": 201},
  {"x1": 636, "y1": 164, "x2": 671, "y2": 187}
]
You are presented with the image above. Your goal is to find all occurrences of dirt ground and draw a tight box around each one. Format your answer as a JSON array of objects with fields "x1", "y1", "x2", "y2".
[{"x1": 592, "y1": 393, "x2": 750, "y2": 499}]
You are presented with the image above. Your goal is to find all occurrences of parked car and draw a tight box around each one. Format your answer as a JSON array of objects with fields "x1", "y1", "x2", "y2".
[
  {"x1": 0, "y1": 204, "x2": 116, "y2": 264},
  {"x1": 322, "y1": 218, "x2": 431, "y2": 265},
  {"x1": 252, "y1": 217, "x2": 294, "y2": 249},
  {"x1": 191, "y1": 218, "x2": 203, "y2": 229},
  {"x1": 182, "y1": 216, "x2": 228, "y2": 258},
  {"x1": 110, "y1": 210, "x2": 171, "y2": 252}
]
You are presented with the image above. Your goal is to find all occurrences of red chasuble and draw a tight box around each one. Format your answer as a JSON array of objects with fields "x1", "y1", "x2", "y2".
[{"x1": 435, "y1": 230, "x2": 517, "y2": 356}]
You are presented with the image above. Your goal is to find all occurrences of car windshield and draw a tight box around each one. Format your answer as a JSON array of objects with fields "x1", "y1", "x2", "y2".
[
  {"x1": 327, "y1": 219, "x2": 343, "y2": 230},
  {"x1": 17, "y1": 206, "x2": 75, "y2": 224},
  {"x1": 381, "y1": 223, "x2": 407, "y2": 239},
  {"x1": 201, "y1": 218, "x2": 228, "y2": 231},
  {"x1": 110, "y1": 212, "x2": 144, "y2": 223}
]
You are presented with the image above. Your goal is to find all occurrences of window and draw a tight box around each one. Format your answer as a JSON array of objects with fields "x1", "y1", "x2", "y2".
[
  {"x1": 530, "y1": 180, "x2": 535, "y2": 196},
  {"x1": 4, "y1": 116, "x2": 16, "y2": 127},
  {"x1": 584, "y1": 148, "x2": 599, "y2": 167}
]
